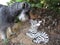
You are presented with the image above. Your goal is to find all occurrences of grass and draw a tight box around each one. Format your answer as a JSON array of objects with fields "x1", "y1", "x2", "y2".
[{"x1": 3, "y1": 39, "x2": 9, "y2": 45}]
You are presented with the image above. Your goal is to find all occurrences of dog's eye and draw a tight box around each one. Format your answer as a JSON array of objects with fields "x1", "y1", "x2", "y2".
[
  {"x1": 22, "y1": 3, "x2": 26, "y2": 9},
  {"x1": 22, "y1": 2, "x2": 30, "y2": 9}
]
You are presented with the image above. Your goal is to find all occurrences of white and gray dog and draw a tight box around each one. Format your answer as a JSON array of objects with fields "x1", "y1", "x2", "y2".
[{"x1": 0, "y1": 2, "x2": 30, "y2": 41}]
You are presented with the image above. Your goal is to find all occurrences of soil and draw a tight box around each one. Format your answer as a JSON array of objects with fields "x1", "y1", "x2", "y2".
[{"x1": 0, "y1": 8, "x2": 60, "y2": 45}]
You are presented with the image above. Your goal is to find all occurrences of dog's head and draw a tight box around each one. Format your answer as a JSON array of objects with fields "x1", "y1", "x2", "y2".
[
  {"x1": 18, "y1": 2, "x2": 30, "y2": 22},
  {"x1": 17, "y1": 2, "x2": 30, "y2": 10}
]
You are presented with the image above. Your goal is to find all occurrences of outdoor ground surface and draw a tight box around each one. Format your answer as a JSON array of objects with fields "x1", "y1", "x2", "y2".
[{"x1": 0, "y1": 8, "x2": 60, "y2": 45}]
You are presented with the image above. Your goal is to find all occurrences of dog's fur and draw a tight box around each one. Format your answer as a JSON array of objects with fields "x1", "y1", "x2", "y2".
[{"x1": 0, "y1": 2, "x2": 30, "y2": 40}]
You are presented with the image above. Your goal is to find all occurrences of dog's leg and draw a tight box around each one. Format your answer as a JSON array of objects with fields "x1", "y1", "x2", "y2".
[
  {"x1": 0, "y1": 31, "x2": 6, "y2": 40},
  {"x1": 8, "y1": 27, "x2": 13, "y2": 34},
  {"x1": 0, "y1": 27, "x2": 7, "y2": 40},
  {"x1": 8, "y1": 27, "x2": 16, "y2": 36}
]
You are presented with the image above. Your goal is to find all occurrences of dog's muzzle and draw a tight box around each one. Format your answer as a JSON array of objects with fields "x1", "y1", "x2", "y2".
[{"x1": 18, "y1": 10, "x2": 29, "y2": 22}]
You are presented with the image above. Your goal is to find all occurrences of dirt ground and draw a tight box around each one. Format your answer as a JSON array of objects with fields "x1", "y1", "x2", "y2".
[
  {"x1": 0, "y1": 8, "x2": 60, "y2": 45},
  {"x1": 0, "y1": 21, "x2": 60, "y2": 45},
  {"x1": 0, "y1": 22, "x2": 43, "y2": 45}
]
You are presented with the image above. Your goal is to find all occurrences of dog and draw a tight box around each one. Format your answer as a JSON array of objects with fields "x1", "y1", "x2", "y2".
[{"x1": 0, "y1": 2, "x2": 30, "y2": 41}]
